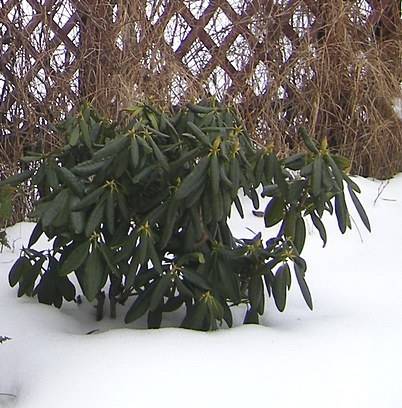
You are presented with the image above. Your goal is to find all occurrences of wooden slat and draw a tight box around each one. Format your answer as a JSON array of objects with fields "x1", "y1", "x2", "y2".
[{"x1": 1, "y1": 0, "x2": 401, "y2": 142}]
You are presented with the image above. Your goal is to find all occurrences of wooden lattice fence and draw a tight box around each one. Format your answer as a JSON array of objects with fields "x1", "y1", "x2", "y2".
[{"x1": 1, "y1": 0, "x2": 401, "y2": 181}]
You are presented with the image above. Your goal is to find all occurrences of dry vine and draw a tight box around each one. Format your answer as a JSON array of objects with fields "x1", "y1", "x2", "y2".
[{"x1": 1, "y1": 0, "x2": 401, "y2": 220}]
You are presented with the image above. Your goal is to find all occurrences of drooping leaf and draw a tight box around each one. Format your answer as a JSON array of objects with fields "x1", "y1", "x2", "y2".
[
  {"x1": 0, "y1": 169, "x2": 34, "y2": 187},
  {"x1": 294, "y1": 261, "x2": 313, "y2": 310},
  {"x1": 311, "y1": 155, "x2": 323, "y2": 197},
  {"x1": 82, "y1": 249, "x2": 106, "y2": 302},
  {"x1": 181, "y1": 268, "x2": 211, "y2": 291},
  {"x1": 125, "y1": 285, "x2": 155, "y2": 324},
  {"x1": 264, "y1": 196, "x2": 285, "y2": 228},
  {"x1": 84, "y1": 196, "x2": 107, "y2": 237},
  {"x1": 310, "y1": 212, "x2": 327, "y2": 246},
  {"x1": 334, "y1": 192, "x2": 349, "y2": 233},
  {"x1": 249, "y1": 275, "x2": 264, "y2": 314},
  {"x1": 175, "y1": 156, "x2": 210, "y2": 200},
  {"x1": 42, "y1": 189, "x2": 70, "y2": 228},
  {"x1": 347, "y1": 184, "x2": 371, "y2": 232},
  {"x1": 9, "y1": 256, "x2": 32, "y2": 287},
  {"x1": 181, "y1": 300, "x2": 209, "y2": 331},
  {"x1": 56, "y1": 166, "x2": 85, "y2": 197},
  {"x1": 272, "y1": 263, "x2": 290, "y2": 312},
  {"x1": 59, "y1": 241, "x2": 90, "y2": 277},
  {"x1": 17, "y1": 260, "x2": 43, "y2": 298},
  {"x1": 28, "y1": 221, "x2": 44, "y2": 248},
  {"x1": 92, "y1": 135, "x2": 129, "y2": 160},
  {"x1": 55, "y1": 276, "x2": 76, "y2": 302},
  {"x1": 244, "y1": 307, "x2": 259, "y2": 324},
  {"x1": 149, "y1": 274, "x2": 172, "y2": 312}
]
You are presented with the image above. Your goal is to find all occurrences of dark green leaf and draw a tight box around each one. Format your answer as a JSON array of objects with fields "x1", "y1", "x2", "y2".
[
  {"x1": 68, "y1": 125, "x2": 80, "y2": 146},
  {"x1": 310, "y1": 212, "x2": 327, "y2": 246},
  {"x1": 59, "y1": 241, "x2": 90, "y2": 276},
  {"x1": 82, "y1": 249, "x2": 106, "y2": 302},
  {"x1": 334, "y1": 192, "x2": 349, "y2": 233},
  {"x1": 311, "y1": 156, "x2": 323, "y2": 197},
  {"x1": 299, "y1": 128, "x2": 319, "y2": 154},
  {"x1": 147, "y1": 238, "x2": 162, "y2": 274},
  {"x1": 55, "y1": 276, "x2": 76, "y2": 301},
  {"x1": 92, "y1": 136, "x2": 128, "y2": 160},
  {"x1": 216, "y1": 261, "x2": 241, "y2": 302},
  {"x1": 160, "y1": 199, "x2": 177, "y2": 249},
  {"x1": 72, "y1": 158, "x2": 111, "y2": 177},
  {"x1": 175, "y1": 277, "x2": 195, "y2": 298},
  {"x1": 187, "y1": 121, "x2": 211, "y2": 145},
  {"x1": 287, "y1": 179, "x2": 306, "y2": 205},
  {"x1": 181, "y1": 300, "x2": 209, "y2": 330},
  {"x1": 207, "y1": 296, "x2": 224, "y2": 322},
  {"x1": 233, "y1": 195, "x2": 244, "y2": 218},
  {"x1": 273, "y1": 263, "x2": 289, "y2": 312},
  {"x1": 113, "y1": 149, "x2": 130, "y2": 178},
  {"x1": 293, "y1": 215, "x2": 306, "y2": 253},
  {"x1": 249, "y1": 275, "x2": 264, "y2": 313},
  {"x1": 28, "y1": 222, "x2": 44, "y2": 248},
  {"x1": 17, "y1": 260, "x2": 43, "y2": 297},
  {"x1": 85, "y1": 196, "x2": 107, "y2": 237},
  {"x1": 99, "y1": 241, "x2": 119, "y2": 276},
  {"x1": 42, "y1": 189, "x2": 70, "y2": 228},
  {"x1": 324, "y1": 154, "x2": 344, "y2": 191},
  {"x1": 264, "y1": 196, "x2": 285, "y2": 228},
  {"x1": 282, "y1": 152, "x2": 307, "y2": 170},
  {"x1": 72, "y1": 186, "x2": 105, "y2": 211},
  {"x1": 244, "y1": 307, "x2": 259, "y2": 324},
  {"x1": 130, "y1": 135, "x2": 140, "y2": 168},
  {"x1": 149, "y1": 274, "x2": 172, "y2": 312},
  {"x1": 105, "y1": 191, "x2": 115, "y2": 235},
  {"x1": 181, "y1": 268, "x2": 211, "y2": 290},
  {"x1": 147, "y1": 309, "x2": 163, "y2": 329},
  {"x1": 175, "y1": 156, "x2": 210, "y2": 200},
  {"x1": 283, "y1": 206, "x2": 296, "y2": 239},
  {"x1": 125, "y1": 285, "x2": 155, "y2": 323},
  {"x1": 0, "y1": 169, "x2": 34, "y2": 187},
  {"x1": 294, "y1": 263, "x2": 313, "y2": 310},
  {"x1": 9, "y1": 256, "x2": 32, "y2": 287},
  {"x1": 209, "y1": 153, "x2": 220, "y2": 194},
  {"x1": 56, "y1": 166, "x2": 85, "y2": 197},
  {"x1": 347, "y1": 184, "x2": 371, "y2": 232},
  {"x1": 148, "y1": 136, "x2": 170, "y2": 172}
]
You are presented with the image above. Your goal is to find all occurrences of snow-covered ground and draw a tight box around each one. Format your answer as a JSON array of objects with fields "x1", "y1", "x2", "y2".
[{"x1": 1, "y1": 175, "x2": 401, "y2": 408}]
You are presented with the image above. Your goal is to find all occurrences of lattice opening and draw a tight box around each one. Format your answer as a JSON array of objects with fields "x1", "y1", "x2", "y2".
[
  {"x1": 207, "y1": 65, "x2": 232, "y2": 99},
  {"x1": 146, "y1": 0, "x2": 169, "y2": 26},
  {"x1": 7, "y1": 1, "x2": 35, "y2": 29},
  {"x1": 169, "y1": 74, "x2": 189, "y2": 105},
  {"x1": 52, "y1": 1, "x2": 76, "y2": 25},
  {"x1": 204, "y1": 7, "x2": 232, "y2": 47},
  {"x1": 248, "y1": 61, "x2": 269, "y2": 97},
  {"x1": 226, "y1": 0, "x2": 247, "y2": 15},
  {"x1": 290, "y1": 3, "x2": 317, "y2": 38},
  {"x1": 182, "y1": 39, "x2": 212, "y2": 75},
  {"x1": 164, "y1": 13, "x2": 191, "y2": 52},
  {"x1": 0, "y1": 0, "x2": 401, "y2": 183},
  {"x1": 226, "y1": 34, "x2": 252, "y2": 71},
  {"x1": 183, "y1": 0, "x2": 210, "y2": 20},
  {"x1": 50, "y1": 42, "x2": 76, "y2": 70}
]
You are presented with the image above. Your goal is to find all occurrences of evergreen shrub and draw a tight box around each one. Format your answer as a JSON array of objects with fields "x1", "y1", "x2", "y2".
[{"x1": 0, "y1": 100, "x2": 370, "y2": 330}]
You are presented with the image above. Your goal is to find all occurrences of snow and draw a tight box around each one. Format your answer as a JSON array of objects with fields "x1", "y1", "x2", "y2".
[{"x1": 1, "y1": 175, "x2": 402, "y2": 408}]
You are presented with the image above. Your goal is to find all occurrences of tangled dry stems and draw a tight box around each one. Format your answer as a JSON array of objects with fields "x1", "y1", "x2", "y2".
[{"x1": 0, "y1": 0, "x2": 401, "y2": 222}]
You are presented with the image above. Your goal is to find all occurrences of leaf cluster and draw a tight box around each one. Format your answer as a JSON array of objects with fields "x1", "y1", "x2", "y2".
[{"x1": 1, "y1": 100, "x2": 370, "y2": 330}]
